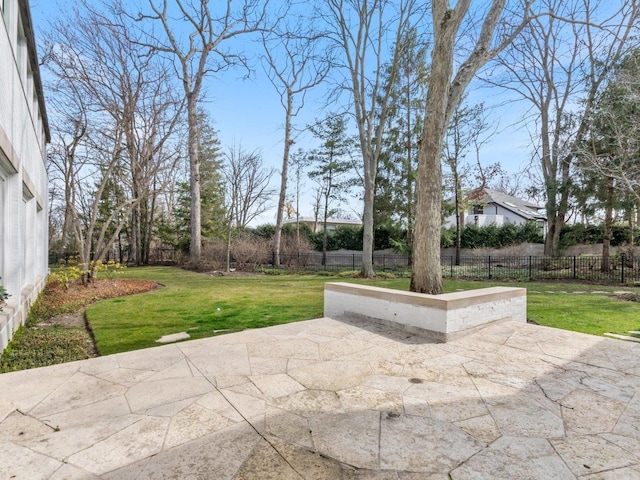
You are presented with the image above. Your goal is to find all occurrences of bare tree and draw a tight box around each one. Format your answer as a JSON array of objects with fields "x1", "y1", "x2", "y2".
[
  {"x1": 444, "y1": 99, "x2": 493, "y2": 265},
  {"x1": 490, "y1": 0, "x2": 640, "y2": 256},
  {"x1": 322, "y1": 0, "x2": 418, "y2": 277},
  {"x1": 45, "y1": 2, "x2": 182, "y2": 275},
  {"x1": 222, "y1": 144, "x2": 275, "y2": 271},
  {"x1": 131, "y1": 0, "x2": 270, "y2": 262},
  {"x1": 223, "y1": 145, "x2": 275, "y2": 229},
  {"x1": 577, "y1": 49, "x2": 640, "y2": 198},
  {"x1": 576, "y1": 48, "x2": 640, "y2": 265},
  {"x1": 411, "y1": 0, "x2": 533, "y2": 294},
  {"x1": 261, "y1": 22, "x2": 331, "y2": 266},
  {"x1": 48, "y1": 104, "x2": 138, "y2": 282}
]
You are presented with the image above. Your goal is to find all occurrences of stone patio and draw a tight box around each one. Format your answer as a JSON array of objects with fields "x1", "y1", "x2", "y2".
[{"x1": 0, "y1": 317, "x2": 639, "y2": 479}]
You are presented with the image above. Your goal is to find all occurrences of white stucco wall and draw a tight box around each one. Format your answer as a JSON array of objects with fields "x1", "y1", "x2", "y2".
[{"x1": 0, "y1": 0, "x2": 49, "y2": 354}]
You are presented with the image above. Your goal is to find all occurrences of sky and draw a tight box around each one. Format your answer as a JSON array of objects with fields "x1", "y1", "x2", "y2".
[{"x1": 29, "y1": 0, "x2": 535, "y2": 226}]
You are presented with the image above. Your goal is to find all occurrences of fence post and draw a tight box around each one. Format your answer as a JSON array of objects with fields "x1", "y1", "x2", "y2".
[
  {"x1": 450, "y1": 255, "x2": 453, "y2": 278},
  {"x1": 528, "y1": 256, "x2": 532, "y2": 280},
  {"x1": 488, "y1": 256, "x2": 492, "y2": 279},
  {"x1": 622, "y1": 254, "x2": 625, "y2": 284}
]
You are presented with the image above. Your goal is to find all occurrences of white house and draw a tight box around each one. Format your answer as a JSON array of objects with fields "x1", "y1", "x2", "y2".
[
  {"x1": 0, "y1": 0, "x2": 49, "y2": 353},
  {"x1": 444, "y1": 187, "x2": 547, "y2": 236}
]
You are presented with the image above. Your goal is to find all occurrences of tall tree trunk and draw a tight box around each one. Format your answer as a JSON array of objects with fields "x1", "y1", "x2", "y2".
[
  {"x1": 412, "y1": 143, "x2": 445, "y2": 294},
  {"x1": 411, "y1": 2, "x2": 464, "y2": 294},
  {"x1": 602, "y1": 179, "x2": 614, "y2": 273},
  {"x1": 360, "y1": 152, "x2": 376, "y2": 277},
  {"x1": 187, "y1": 95, "x2": 202, "y2": 262},
  {"x1": 143, "y1": 193, "x2": 156, "y2": 264},
  {"x1": 629, "y1": 207, "x2": 635, "y2": 249},
  {"x1": 411, "y1": 0, "x2": 518, "y2": 293},
  {"x1": 131, "y1": 207, "x2": 139, "y2": 265},
  {"x1": 454, "y1": 173, "x2": 462, "y2": 266},
  {"x1": 405, "y1": 71, "x2": 414, "y2": 266},
  {"x1": 274, "y1": 94, "x2": 293, "y2": 268},
  {"x1": 322, "y1": 186, "x2": 330, "y2": 266},
  {"x1": 544, "y1": 154, "x2": 571, "y2": 256}
]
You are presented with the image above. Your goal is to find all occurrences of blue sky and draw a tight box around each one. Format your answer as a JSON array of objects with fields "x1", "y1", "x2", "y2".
[{"x1": 29, "y1": 0, "x2": 533, "y2": 225}]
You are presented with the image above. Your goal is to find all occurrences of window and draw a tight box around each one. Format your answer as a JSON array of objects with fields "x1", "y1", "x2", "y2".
[{"x1": 473, "y1": 205, "x2": 484, "y2": 215}]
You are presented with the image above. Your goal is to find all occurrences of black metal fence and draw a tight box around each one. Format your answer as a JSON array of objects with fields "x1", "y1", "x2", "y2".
[
  {"x1": 439, "y1": 254, "x2": 639, "y2": 284},
  {"x1": 273, "y1": 252, "x2": 640, "y2": 284},
  {"x1": 49, "y1": 249, "x2": 640, "y2": 285},
  {"x1": 49, "y1": 248, "x2": 176, "y2": 266},
  {"x1": 272, "y1": 252, "x2": 412, "y2": 272}
]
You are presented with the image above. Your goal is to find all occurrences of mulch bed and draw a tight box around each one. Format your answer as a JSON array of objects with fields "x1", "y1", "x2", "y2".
[
  {"x1": 0, "y1": 279, "x2": 159, "y2": 372},
  {"x1": 44, "y1": 278, "x2": 159, "y2": 312}
]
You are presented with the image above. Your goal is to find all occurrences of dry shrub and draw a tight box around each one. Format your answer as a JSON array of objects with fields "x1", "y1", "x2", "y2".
[
  {"x1": 279, "y1": 233, "x2": 313, "y2": 268},
  {"x1": 177, "y1": 240, "x2": 230, "y2": 271},
  {"x1": 231, "y1": 232, "x2": 271, "y2": 270},
  {"x1": 200, "y1": 240, "x2": 227, "y2": 270}
]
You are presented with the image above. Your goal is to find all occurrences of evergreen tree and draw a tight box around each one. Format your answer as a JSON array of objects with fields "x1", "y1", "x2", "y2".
[
  {"x1": 308, "y1": 113, "x2": 355, "y2": 263},
  {"x1": 198, "y1": 114, "x2": 226, "y2": 240},
  {"x1": 375, "y1": 29, "x2": 429, "y2": 255},
  {"x1": 172, "y1": 111, "x2": 226, "y2": 252}
]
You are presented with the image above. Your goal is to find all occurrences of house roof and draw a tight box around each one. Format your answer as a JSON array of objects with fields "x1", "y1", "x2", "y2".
[
  {"x1": 19, "y1": 0, "x2": 50, "y2": 142},
  {"x1": 468, "y1": 187, "x2": 547, "y2": 221}
]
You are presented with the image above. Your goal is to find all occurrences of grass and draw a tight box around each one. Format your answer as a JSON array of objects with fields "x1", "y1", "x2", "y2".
[
  {"x1": 0, "y1": 277, "x2": 157, "y2": 372},
  {"x1": 88, "y1": 268, "x2": 329, "y2": 355},
  {"x1": 86, "y1": 266, "x2": 640, "y2": 355}
]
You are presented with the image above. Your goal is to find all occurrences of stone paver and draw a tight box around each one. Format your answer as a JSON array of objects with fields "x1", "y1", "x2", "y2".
[{"x1": 1, "y1": 317, "x2": 640, "y2": 478}]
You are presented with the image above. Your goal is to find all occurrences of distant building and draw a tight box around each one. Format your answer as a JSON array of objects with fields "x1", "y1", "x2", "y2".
[
  {"x1": 444, "y1": 188, "x2": 547, "y2": 236},
  {"x1": 283, "y1": 216, "x2": 362, "y2": 234},
  {"x1": 0, "y1": 0, "x2": 50, "y2": 353}
]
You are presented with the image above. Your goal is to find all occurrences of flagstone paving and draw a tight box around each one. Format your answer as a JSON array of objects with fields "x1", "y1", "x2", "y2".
[{"x1": 1, "y1": 317, "x2": 640, "y2": 479}]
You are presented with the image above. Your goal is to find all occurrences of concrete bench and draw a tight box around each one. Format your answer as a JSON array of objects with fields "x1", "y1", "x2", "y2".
[{"x1": 324, "y1": 282, "x2": 527, "y2": 342}]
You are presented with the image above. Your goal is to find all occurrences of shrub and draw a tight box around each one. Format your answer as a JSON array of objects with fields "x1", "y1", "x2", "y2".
[
  {"x1": 0, "y1": 326, "x2": 93, "y2": 373},
  {"x1": 460, "y1": 222, "x2": 543, "y2": 248},
  {"x1": 559, "y1": 223, "x2": 640, "y2": 248},
  {"x1": 200, "y1": 239, "x2": 227, "y2": 270},
  {"x1": 375, "y1": 271, "x2": 396, "y2": 279},
  {"x1": 334, "y1": 226, "x2": 364, "y2": 251},
  {"x1": 255, "y1": 267, "x2": 288, "y2": 275},
  {"x1": 441, "y1": 228, "x2": 455, "y2": 248},
  {"x1": 91, "y1": 260, "x2": 126, "y2": 280},
  {"x1": 49, "y1": 263, "x2": 82, "y2": 289},
  {"x1": 231, "y1": 232, "x2": 271, "y2": 270},
  {"x1": 279, "y1": 233, "x2": 314, "y2": 268},
  {"x1": 337, "y1": 270, "x2": 360, "y2": 277}
]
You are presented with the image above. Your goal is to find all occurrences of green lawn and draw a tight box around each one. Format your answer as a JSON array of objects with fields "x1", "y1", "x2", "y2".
[{"x1": 87, "y1": 266, "x2": 640, "y2": 355}]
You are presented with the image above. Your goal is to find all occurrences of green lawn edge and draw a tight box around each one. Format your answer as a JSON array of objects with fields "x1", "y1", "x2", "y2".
[{"x1": 86, "y1": 266, "x2": 640, "y2": 356}]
